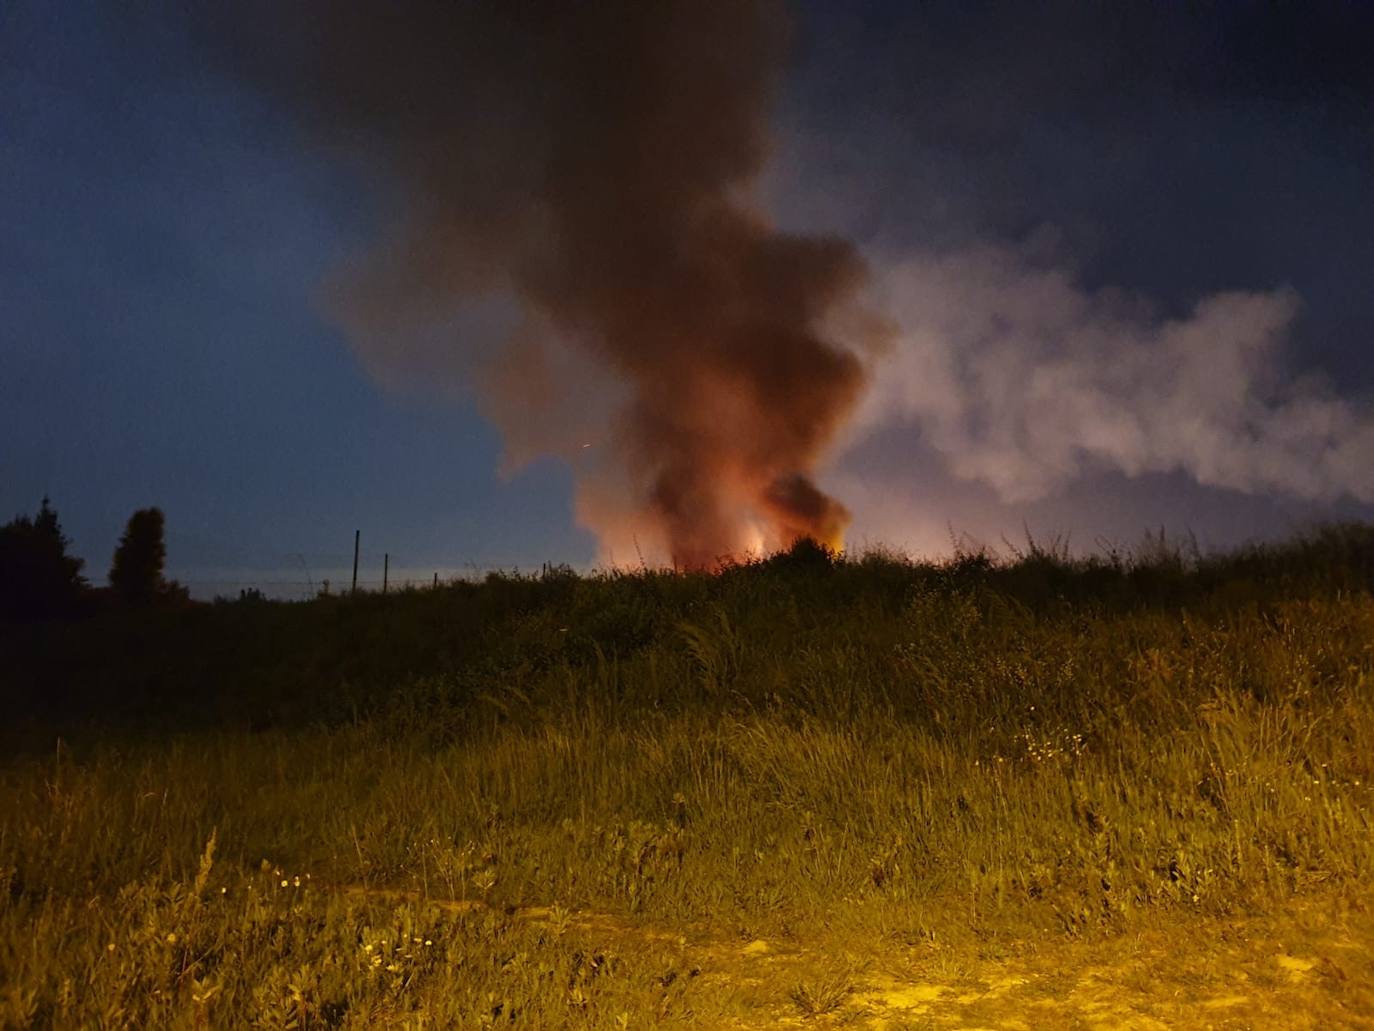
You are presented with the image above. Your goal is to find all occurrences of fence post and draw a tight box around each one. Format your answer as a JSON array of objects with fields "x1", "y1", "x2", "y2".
[
  {"x1": 383, "y1": 552, "x2": 389, "y2": 595},
  {"x1": 351, "y1": 530, "x2": 360, "y2": 596}
]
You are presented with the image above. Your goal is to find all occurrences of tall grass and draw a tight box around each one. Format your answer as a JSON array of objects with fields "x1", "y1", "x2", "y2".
[{"x1": 1, "y1": 525, "x2": 1372, "y2": 1025}]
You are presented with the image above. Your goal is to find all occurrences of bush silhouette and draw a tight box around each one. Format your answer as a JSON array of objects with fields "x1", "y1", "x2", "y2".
[
  {"x1": 0, "y1": 497, "x2": 88, "y2": 620},
  {"x1": 109, "y1": 507, "x2": 183, "y2": 604},
  {"x1": 763, "y1": 534, "x2": 838, "y2": 573}
]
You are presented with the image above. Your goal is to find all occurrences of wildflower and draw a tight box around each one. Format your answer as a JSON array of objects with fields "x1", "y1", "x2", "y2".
[
  {"x1": 281, "y1": 879, "x2": 289, "y2": 888},
  {"x1": 293, "y1": 876, "x2": 301, "y2": 888},
  {"x1": 425, "y1": 939, "x2": 433, "y2": 947},
  {"x1": 166, "y1": 932, "x2": 178, "y2": 944},
  {"x1": 107, "y1": 942, "x2": 116, "y2": 952}
]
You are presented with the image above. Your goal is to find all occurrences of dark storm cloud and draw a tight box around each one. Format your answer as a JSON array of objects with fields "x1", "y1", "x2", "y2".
[{"x1": 196, "y1": 1, "x2": 879, "y2": 567}]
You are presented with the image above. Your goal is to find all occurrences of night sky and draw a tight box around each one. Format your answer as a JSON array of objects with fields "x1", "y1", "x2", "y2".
[{"x1": 4, "y1": 3, "x2": 1372, "y2": 596}]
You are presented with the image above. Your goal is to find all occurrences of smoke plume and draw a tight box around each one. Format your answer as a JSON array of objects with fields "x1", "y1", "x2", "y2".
[
  {"x1": 202, "y1": 4, "x2": 1373, "y2": 563},
  {"x1": 213, "y1": 1, "x2": 874, "y2": 567},
  {"x1": 853, "y1": 241, "x2": 1374, "y2": 506}
]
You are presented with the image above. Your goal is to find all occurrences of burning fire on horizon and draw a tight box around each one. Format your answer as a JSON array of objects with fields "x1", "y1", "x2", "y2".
[
  {"x1": 212, "y1": 0, "x2": 877, "y2": 568},
  {"x1": 210, "y1": 1, "x2": 1374, "y2": 568}
]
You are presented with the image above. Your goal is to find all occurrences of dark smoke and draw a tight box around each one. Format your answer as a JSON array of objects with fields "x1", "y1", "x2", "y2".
[{"x1": 205, "y1": 1, "x2": 874, "y2": 567}]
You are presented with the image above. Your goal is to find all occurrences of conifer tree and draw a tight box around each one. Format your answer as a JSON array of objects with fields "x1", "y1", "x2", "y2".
[
  {"x1": 109, "y1": 507, "x2": 168, "y2": 604},
  {"x1": 0, "y1": 496, "x2": 87, "y2": 619}
]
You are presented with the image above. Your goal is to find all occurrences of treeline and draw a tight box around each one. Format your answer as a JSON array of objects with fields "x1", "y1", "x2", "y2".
[{"x1": 0, "y1": 498, "x2": 186, "y2": 621}]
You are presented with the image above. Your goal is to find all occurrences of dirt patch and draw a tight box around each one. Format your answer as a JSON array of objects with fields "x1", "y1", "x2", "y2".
[{"x1": 339, "y1": 883, "x2": 1374, "y2": 1029}]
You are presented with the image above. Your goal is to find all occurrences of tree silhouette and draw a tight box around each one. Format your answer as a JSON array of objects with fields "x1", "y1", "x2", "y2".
[
  {"x1": 109, "y1": 507, "x2": 170, "y2": 604},
  {"x1": 0, "y1": 496, "x2": 88, "y2": 620}
]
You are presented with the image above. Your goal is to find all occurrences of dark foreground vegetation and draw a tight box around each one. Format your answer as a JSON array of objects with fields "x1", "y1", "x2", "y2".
[{"x1": 2, "y1": 527, "x2": 1373, "y2": 1026}]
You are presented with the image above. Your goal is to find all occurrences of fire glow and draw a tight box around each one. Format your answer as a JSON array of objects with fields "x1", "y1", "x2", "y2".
[
  {"x1": 209, "y1": 1, "x2": 1374, "y2": 568},
  {"x1": 216, "y1": 0, "x2": 879, "y2": 569}
]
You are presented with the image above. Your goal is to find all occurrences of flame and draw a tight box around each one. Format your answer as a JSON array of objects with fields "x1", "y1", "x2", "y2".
[{"x1": 742, "y1": 519, "x2": 767, "y2": 560}]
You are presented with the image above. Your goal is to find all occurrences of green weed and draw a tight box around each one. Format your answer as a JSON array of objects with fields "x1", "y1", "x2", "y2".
[{"x1": 1, "y1": 525, "x2": 1372, "y2": 1024}]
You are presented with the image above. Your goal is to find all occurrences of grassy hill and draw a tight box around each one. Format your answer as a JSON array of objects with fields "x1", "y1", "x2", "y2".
[{"x1": 1, "y1": 527, "x2": 1372, "y2": 1026}]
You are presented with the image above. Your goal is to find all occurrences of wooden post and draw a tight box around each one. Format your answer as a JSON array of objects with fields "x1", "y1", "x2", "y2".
[
  {"x1": 433, "y1": 572, "x2": 438, "y2": 589},
  {"x1": 351, "y1": 530, "x2": 360, "y2": 596},
  {"x1": 383, "y1": 552, "x2": 389, "y2": 595}
]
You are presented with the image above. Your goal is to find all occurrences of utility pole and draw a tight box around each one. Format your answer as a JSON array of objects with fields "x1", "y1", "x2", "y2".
[
  {"x1": 383, "y1": 552, "x2": 389, "y2": 595},
  {"x1": 351, "y1": 530, "x2": 360, "y2": 596}
]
